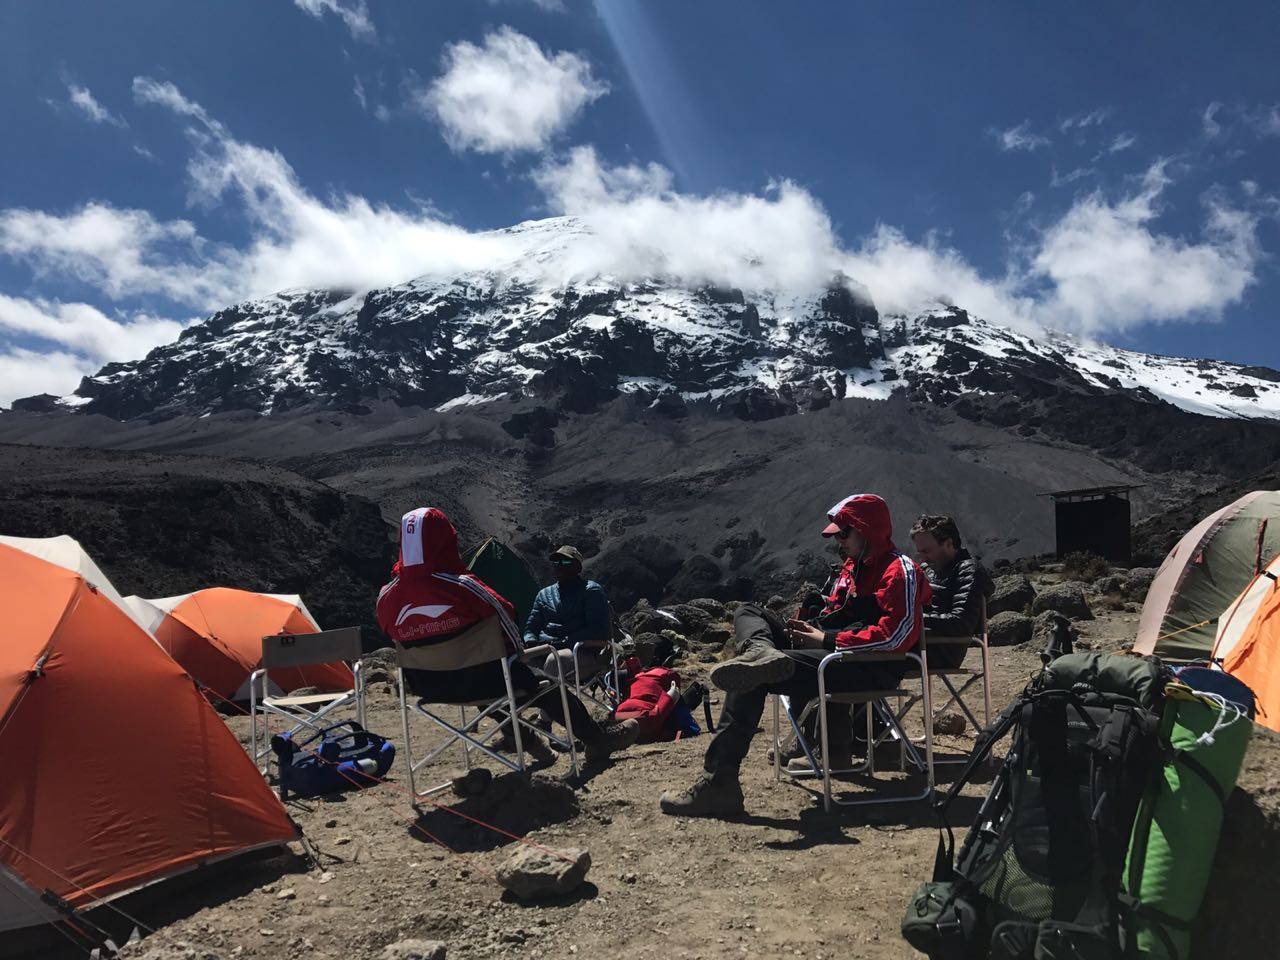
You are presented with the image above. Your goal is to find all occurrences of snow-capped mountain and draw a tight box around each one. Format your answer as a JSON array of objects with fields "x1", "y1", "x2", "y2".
[{"x1": 28, "y1": 216, "x2": 1280, "y2": 423}]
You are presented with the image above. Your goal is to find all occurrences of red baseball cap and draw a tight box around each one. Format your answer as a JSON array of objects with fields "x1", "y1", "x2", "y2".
[{"x1": 821, "y1": 521, "x2": 845, "y2": 537}]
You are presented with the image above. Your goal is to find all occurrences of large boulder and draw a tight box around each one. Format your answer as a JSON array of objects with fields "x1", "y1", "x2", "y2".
[
  {"x1": 661, "y1": 602, "x2": 714, "y2": 641},
  {"x1": 495, "y1": 845, "x2": 591, "y2": 900},
  {"x1": 1032, "y1": 581, "x2": 1094, "y2": 621},
  {"x1": 620, "y1": 599, "x2": 681, "y2": 637},
  {"x1": 684, "y1": 597, "x2": 728, "y2": 619},
  {"x1": 987, "y1": 611, "x2": 1034, "y2": 647},
  {"x1": 989, "y1": 574, "x2": 1036, "y2": 616}
]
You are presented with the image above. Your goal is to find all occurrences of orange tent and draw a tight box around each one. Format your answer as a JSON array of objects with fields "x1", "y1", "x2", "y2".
[
  {"x1": 1213, "y1": 553, "x2": 1280, "y2": 732},
  {"x1": 124, "y1": 588, "x2": 354, "y2": 703},
  {"x1": 0, "y1": 538, "x2": 299, "y2": 934}
]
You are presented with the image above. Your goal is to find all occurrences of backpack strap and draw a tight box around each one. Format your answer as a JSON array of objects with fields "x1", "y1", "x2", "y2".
[{"x1": 930, "y1": 694, "x2": 1024, "y2": 881}]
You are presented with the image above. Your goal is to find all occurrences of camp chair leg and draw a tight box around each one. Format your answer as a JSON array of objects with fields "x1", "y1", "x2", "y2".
[
  {"x1": 354, "y1": 659, "x2": 366, "y2": 728},
  {"x1": 398, "y1": 667, "x2": 416, "y2": 802},
  {"x1": 499, "y1": 657, "x2": 527, "y2": 774},
  {"x1": 541, "y1": 652, "x2": 579, "y2": 777},
  {"x1": 459, "y1": 705, "x2": 472, "y2": 770},
  {"x1": 981, "y1": 640, "x2": 993, "y2": 729}
]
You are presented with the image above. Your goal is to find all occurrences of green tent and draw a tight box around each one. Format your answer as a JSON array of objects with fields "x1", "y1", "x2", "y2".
[
  {"x1": 1133, "y1": 490, "x2": 1280, "y2": 661},
  {"x1": 466, "y1": 537, "x2": 540, "y2": 632}
]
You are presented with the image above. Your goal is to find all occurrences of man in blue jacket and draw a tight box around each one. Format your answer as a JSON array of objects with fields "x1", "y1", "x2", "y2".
[{"x1": 524, "y1": 545, "x2": 612, "y2": 683}]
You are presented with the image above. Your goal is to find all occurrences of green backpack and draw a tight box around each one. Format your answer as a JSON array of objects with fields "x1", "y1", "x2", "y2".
[{"x1": 902, "y1": 653, "x2": 1166, "y2": 960}]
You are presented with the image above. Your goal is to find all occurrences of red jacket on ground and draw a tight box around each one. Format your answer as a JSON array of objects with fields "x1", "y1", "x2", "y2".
[
  {"x1": 821, "y1": 494, "x2": 931, "y2": 652},
  {"x1": 375, "y1": 507, "x2": 521, "y2": 651},
  {"x1": 614, "y1": 666, "x2": 681, "y2": 742}
]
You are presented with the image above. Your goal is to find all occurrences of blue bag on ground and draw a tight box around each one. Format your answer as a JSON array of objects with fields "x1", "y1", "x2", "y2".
[{"x1": 271, "y1": 720, "x2": 395, "y2": 800}]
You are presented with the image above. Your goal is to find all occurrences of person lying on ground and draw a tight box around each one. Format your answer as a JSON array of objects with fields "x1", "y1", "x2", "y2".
[
  {"x1": 522, "y1": 545, "x2": 611, "y2": 684},
  {"x1": 375, "y1": 508, "x2": 639, "y2": 767},
  {"x1": 910, "y1": 514, "x2": 994, "y2": 669},
  {"x1": 659, "y1": 493, "x2": 931, "y2": 817}
]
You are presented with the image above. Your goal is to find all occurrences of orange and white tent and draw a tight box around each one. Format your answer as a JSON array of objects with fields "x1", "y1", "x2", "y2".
[
  {"x1": 0, "y1": 534, "x2": 153, "y2": 634},
  {"x1": 124, "y1": 587, "x2": 353, "y2": 702},
  {"x1": 0, "y1": 536, "x2": 298, "y2": 934},
  {"x1": 1213, "y1": 552, "x2": 1280, "y2": 732}
]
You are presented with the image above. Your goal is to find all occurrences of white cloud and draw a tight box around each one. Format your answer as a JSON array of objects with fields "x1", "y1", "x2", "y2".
[
  {"x1": 1203, "y1": 102, "x2": 1224, "y2": 139},
  {"x1": 0, "y1": 201, "x2": 234, "y2": 309},
  {"x1": 489, "y1": 0, "x2": 567, "y2": 10},
  {"x1": 1242, "y1": 104, "x2": 1280, "y2": 138},
  {"x1": 0, "y1": 294, "x2": 183, "y2": 363},
  {"x1": 292, "y1": 0, "x2": 374, "y2": 40},
  {"x1": 66, "y1": 83, "x2": 127, "y2": 128},
  {"x1": 1106, "y1": 133, "x2": 1137, "y2": 154},
  {"x1": 0, "y1": 348, "x2": 92, "y2": 405},
  {"x1": 1032, "y1": 165, "x2": 1258, "y2": 333},
  {"x1": 834, "y1": 163, "x2": 1260, "y2": 338},
  {"x1": 353, "y1": 75, "x2": 367, "y2": 110},
  {"x1": 991, "y1": 121, "x2": 1050, "y2": 152},
  {"x1": 1051, "y1": 166, "x2": 1096, "y2": 188},
  {"x1": 132, "y1": 77, "x2": 221, "y2": 131},
  {"x1": 416, "y1": 27, "x2": 608, "y2": 155},
  {"x1": 1059, "y1": 108, "x2": 1112, "y2": 132},
  {"x1": 0, "y1": 296, "x2": 185, "y2": 403},
  {"x1": 531, "y1": 146, "x2": 846, "y2": 294}
]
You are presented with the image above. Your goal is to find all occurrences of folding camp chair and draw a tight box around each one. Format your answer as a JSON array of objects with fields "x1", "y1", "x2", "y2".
[
  {"x1": 248, "y1": 627, "x2": 366, "y2": 772},
  {"x1": 772, "y1": 647, "x2": 934, "y2": 811},
  {"x1": 395, "y1": 619, "x2": 582, "y2": 805},
  {"x1": 918, "y1": 599, "x2": 992, "y2": 760}
]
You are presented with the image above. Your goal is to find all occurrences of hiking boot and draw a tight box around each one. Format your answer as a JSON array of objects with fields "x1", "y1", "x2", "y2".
[
  {"x1": 709, "y1": 642, "x2": 794, "y2": 692},
  {"x1": 785, "y1": 745, "x2": 855, "y2": 776},
  {"x1": 766, "y1": 733, "x2": 806, "y2": 765},
  {"x1": 659, "y1": 772, "x2": 745, "y2": 818},
  {"x1": 583, "y1": 718, "x2": 640, "y2": 763},
  {"x1": 493, "y1": 726, "x2": 557, "y2": 765}
]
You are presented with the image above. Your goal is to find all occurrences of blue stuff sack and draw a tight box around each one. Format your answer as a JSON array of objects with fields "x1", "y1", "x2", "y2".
[{"x1": 271, "y1": 720, "x2": 395, "y2": 800}]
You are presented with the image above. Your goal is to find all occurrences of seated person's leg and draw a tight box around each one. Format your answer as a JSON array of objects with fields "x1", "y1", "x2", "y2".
[
  {"x1": 708, "y1": 603, "x2": 797, "y2": 692},
  {"x1": 660, "y1": 617, "x2": 812, "y2": 817},
  {"x1": 510, "y1": 660, "x2": 638, "y2": 762}
]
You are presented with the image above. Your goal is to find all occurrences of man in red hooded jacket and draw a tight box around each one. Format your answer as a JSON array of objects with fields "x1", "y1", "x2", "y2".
[
  {"x1": 660, "y1": 493, "x2": 930, "y2": 817},
  {"x1": 376, "y1": 507, "x2": 639, "y2": 766}
]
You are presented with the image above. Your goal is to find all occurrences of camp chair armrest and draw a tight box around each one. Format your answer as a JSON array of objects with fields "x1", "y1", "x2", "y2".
[
  {"x1": 824, "y1": 648, "x2": 914, "y2": 663},
  {"x1": 520, "y1": 643, "x2": 557, "y2": 658}
]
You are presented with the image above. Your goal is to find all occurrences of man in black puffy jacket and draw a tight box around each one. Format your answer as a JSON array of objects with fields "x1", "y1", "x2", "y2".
[{"x1": 910, "y1": 515, "x2": 993, "y2": 669}]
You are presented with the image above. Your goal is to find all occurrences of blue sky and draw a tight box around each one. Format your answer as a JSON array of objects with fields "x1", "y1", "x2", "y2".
[{"x1": 2, "y1": 1, "x2": 1278, "y2": 404}]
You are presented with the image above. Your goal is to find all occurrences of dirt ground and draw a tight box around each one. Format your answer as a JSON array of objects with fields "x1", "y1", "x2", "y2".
[{"x1": 16, "y1": 586, "x2": 1280, "y2": 960}]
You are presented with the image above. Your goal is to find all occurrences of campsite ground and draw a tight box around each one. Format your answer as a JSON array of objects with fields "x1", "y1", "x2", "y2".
[{"x1": 40, "y1": 580, "x2": 1280, "y2": 960}]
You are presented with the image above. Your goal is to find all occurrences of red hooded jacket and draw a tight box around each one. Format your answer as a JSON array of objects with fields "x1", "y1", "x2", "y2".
[
  {"x1": 614, "y1": 666, "x2": 681, "y2": 742},
  {"x1": 375, "y1": 508, "x2": 522, "y2": 652},
  {"x1": 821, "y1": 494, "x2": 931, "y2": 652}
]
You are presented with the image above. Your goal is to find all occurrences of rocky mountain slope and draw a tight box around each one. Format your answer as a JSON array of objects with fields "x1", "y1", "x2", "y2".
[
  {"x1": 16, "y1": 217, "x2": 1280, "y2": 425},
  {"x1": 0, "y1": 443, "x2": 392, "y2": 629}
]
